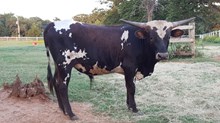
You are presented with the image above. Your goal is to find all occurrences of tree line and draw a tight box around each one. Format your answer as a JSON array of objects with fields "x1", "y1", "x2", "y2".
[
  {"x1": 0, "y1": 13, "x2": 50, "y2": 37},
  {"x1": 0, "y1": 0, "x2": 219, "y2": 37}
]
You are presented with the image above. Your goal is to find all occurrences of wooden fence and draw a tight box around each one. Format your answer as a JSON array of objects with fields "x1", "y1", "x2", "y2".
[
  {"x1": 170, "y1": 21, "x2": 196, "y2": 57},
  {"x1": 0, "y1": 37, "x2": 43, "y2": 41}
]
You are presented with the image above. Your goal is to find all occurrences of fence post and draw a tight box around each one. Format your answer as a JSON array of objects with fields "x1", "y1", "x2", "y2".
[
  {"x1": 189, "y1": 21, "x2": 195, "y2": 57},
  {"x1": 219, "y1": 30, "x2": 220, "y2": 37}
]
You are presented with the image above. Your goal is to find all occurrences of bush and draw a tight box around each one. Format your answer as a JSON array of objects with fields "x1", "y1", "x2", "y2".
[{"x1": 202, "y1": 36, "x2": 220, "y2": 43}]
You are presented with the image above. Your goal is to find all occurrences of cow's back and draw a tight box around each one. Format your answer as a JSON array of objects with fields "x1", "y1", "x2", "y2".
[{"x1": 44, "y1": 21, "x2": 128, "y2": 76}]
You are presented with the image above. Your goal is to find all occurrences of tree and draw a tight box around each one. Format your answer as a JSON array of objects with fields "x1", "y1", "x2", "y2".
[
  {"x1": 0, "y1": 13, "x2": 17, "y2": 36},
  {"x1": 0, "y1": 13, "x2": 50, "y2": 37},
  {"x1": 141, "y1": 0, "x2": 157, "y2": 21},
  {"x1": 73, "y1": 8, "x2": 107, "y2": 25},
  {"x1": 101, "y1": 0, "x2": 123, "y2": 25},
  {"x1": 118, "y1": 0, "x2": 146, "y2": 21},
  {"x1": 166, "y1": 0, "x2": 220, "y2": 33},
  {"x1": 26, "y1": 23, "x2": 41, "y2": 36}
]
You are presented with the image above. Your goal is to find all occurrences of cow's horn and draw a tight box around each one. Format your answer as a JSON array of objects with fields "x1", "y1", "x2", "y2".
[
  {"x1": 172, "y1": 17, "x2": 195, "y2": 28},
  {"x1": 120, "y1": 19, "x2": 146, "y2": 28}
]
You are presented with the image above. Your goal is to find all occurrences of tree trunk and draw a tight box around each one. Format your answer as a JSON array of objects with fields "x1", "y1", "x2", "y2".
[{"x1": 143, "y1": 0, "x2": 156, "y2": 21}]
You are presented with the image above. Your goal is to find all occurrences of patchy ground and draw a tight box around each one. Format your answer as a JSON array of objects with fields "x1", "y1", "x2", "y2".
[
  {"x1": 0, "y1": 75, "x2": 120, "y2": 123},
  {"x1": 0, "y1": 45, "x2": 220, "y2": 123},
  {"x1": 200, "y1": 45, "x2": 220, "y2": 61},
  {"x1": 0, "y1": 89, "x2": 118, "y2": 123}
]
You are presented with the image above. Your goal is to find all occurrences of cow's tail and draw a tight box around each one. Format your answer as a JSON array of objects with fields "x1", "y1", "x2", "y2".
[{"x1": 44, "y1": 23, "x2": 54, "y2": 95}]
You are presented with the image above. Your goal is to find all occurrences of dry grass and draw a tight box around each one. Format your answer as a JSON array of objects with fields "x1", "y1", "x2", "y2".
[
  {"x1": 135, "y1": 62, "x2": 220, "y2": 122},
  {"x1": 93, "y1": 61, "x2": 220, "y2": 122}
]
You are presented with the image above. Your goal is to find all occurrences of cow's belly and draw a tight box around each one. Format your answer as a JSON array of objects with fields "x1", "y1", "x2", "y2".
[{"x1": 74, "y1": 62, "x2": 124, "y2": 75}]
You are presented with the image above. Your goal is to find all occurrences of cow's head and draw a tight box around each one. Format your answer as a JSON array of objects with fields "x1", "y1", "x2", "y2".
[{"x1": 120, "y1": 17, "x2": 195, "y2": 60}]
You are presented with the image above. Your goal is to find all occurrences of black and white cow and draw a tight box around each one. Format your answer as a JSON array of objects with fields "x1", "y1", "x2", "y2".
[{"x1": 43, "y1": 17, "x2": 195, "y2": 120}]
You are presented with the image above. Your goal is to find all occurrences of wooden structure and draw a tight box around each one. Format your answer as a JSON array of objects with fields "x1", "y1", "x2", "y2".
[{"x1": 170, "y1": 20, "x2": 196, "y2": 57}]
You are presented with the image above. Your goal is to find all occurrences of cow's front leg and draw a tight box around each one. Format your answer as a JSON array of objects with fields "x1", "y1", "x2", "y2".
[{"x1": 124, "y1": 67, "x2": 138, "y2": 113}]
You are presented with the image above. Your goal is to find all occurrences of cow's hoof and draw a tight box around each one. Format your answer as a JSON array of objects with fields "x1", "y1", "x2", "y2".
[
  {"x1": 128, "y1": 107, "x2": 138, "y2": 113},
  {"x1": 133, "y1": 110, "x2": 144, "y2": 116},
  {"x1": 132, "y1": 108, "x2": 138, "y2": 113},
  {"x1": 70, "y1": 115, "x2": 79, "y2": 120}
]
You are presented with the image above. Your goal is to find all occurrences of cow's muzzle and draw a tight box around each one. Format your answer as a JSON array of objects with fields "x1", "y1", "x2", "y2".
[{"x1": 156, "y1": 52, "x2": 169, "y2": 60}]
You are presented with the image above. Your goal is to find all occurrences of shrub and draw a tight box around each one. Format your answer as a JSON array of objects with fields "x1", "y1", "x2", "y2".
[{"x1": 202, "y1": 36, "x2": 220, "y2": 43}]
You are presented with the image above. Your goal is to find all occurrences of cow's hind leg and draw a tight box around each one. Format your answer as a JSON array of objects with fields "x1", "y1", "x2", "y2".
[
  {"x1": 53, "y1": 69, "x2": 65, "y2": 113},
  {"x1": 55, "y1": 66, "x2": 79, "y2": 120}
]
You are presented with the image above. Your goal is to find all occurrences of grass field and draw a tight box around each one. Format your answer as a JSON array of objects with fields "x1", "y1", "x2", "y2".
[{"x1": 1, "y1": 40, "x2": 220, "y2": 123}]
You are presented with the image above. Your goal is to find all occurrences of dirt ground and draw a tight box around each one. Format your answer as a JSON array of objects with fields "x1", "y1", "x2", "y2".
[{"x1": 0, "y1": 89, "x2": 118, "y2": 123}]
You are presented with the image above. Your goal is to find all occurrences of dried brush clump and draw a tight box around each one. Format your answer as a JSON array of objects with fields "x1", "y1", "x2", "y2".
[{"x1": 3, "y1": 75, "x2": 48, "y2": 99}]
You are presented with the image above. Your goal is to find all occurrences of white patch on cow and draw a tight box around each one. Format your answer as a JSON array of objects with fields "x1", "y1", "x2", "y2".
[
  {"x1": 121, "y1": 30, "x2": 129, "y2": 42},
  {"x1": 54, "y1": 19, "x2": 82, "y2": 32},
  {"x1": 62, "y1": 49, "x2": 87, "y2": 66},
  {"x1": 135, "y1": 71, "x2": 144, "y2": 80},
  {"x1": 63, "y1": 73, "x2": 70, "y2": 85},
  {"x1": 147, "y1": 21, "x2": 173, "y2": 39},
  {"x1": 120, "y1": 30, "x2": 129, "y2": 50},
  {"x1": 121, "y1": 43, "x2": 124, "y2": 50},
  {"x1": 69, "y1": 33, "x2": 72, "y2": 38}
]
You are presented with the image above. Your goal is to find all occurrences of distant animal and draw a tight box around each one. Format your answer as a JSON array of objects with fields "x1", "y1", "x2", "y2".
[{"x1": 43, "y1": 17, "x2": 195, "y2": 120}]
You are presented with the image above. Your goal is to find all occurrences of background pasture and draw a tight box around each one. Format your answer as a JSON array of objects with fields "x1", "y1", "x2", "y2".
[{"x1": 0, "y1": 40, "x2": 220, "y2": 123}]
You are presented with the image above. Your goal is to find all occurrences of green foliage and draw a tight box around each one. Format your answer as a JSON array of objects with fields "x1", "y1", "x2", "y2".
[
  {"x1": 74, "y1": 8, "x2": 107, "y2": 25},
  {"x1": 202, "y1": 36, "x2": 220, "y2": 44},
  {"x1": 92, "y1": 0, "x2": 220, "y2": 33},
  {"x1": 165, "y1": 0, "x2": 220, "y2": 33},
  {"x1": 153, "y1": 0, "x2": 169, "y2": 20},
  {"x1": 103, "y1": 7, "x2": 121, "y2": 25},
  {"x1": 26, "y1": 23, "x2": 42, "y2": 36},
  {"x1": 0, "y1": 13, "x2": 50, "y2": 37},
  {"x1": 118, "y1": 0, "x2": 146, "y2": 21},
  {"x1": 169, "y1": 43, "x2": 204, "y2": 59}
]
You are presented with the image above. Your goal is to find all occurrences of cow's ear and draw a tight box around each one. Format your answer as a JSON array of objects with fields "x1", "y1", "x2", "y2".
[
  {"x1": 135, "y1": 30, "x2": 147, "y2": 39},
  {"x1": 171, "y1": 29, "x2": 184, "y2": 37}
]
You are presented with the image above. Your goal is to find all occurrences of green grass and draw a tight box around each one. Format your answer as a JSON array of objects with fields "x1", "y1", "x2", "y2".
[
  {"x1": 1, "y1": 40, "x2": 220, "y2": 123},
  {"x1": 0, "y1": 43, "x2": 47, "y2": 83}
]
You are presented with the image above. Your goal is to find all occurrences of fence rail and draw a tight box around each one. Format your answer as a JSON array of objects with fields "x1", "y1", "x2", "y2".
[
  {"x1": 199, "y1": 30, "x2": 220, "y2": 39},
  {"x1": 0, "y1": 37, "x2": 43, "y2": 41}
]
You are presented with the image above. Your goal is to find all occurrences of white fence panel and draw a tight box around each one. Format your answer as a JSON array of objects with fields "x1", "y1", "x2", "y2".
[{"x1": 199, "y1": 30, "x2": 220, "y2": 39}]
